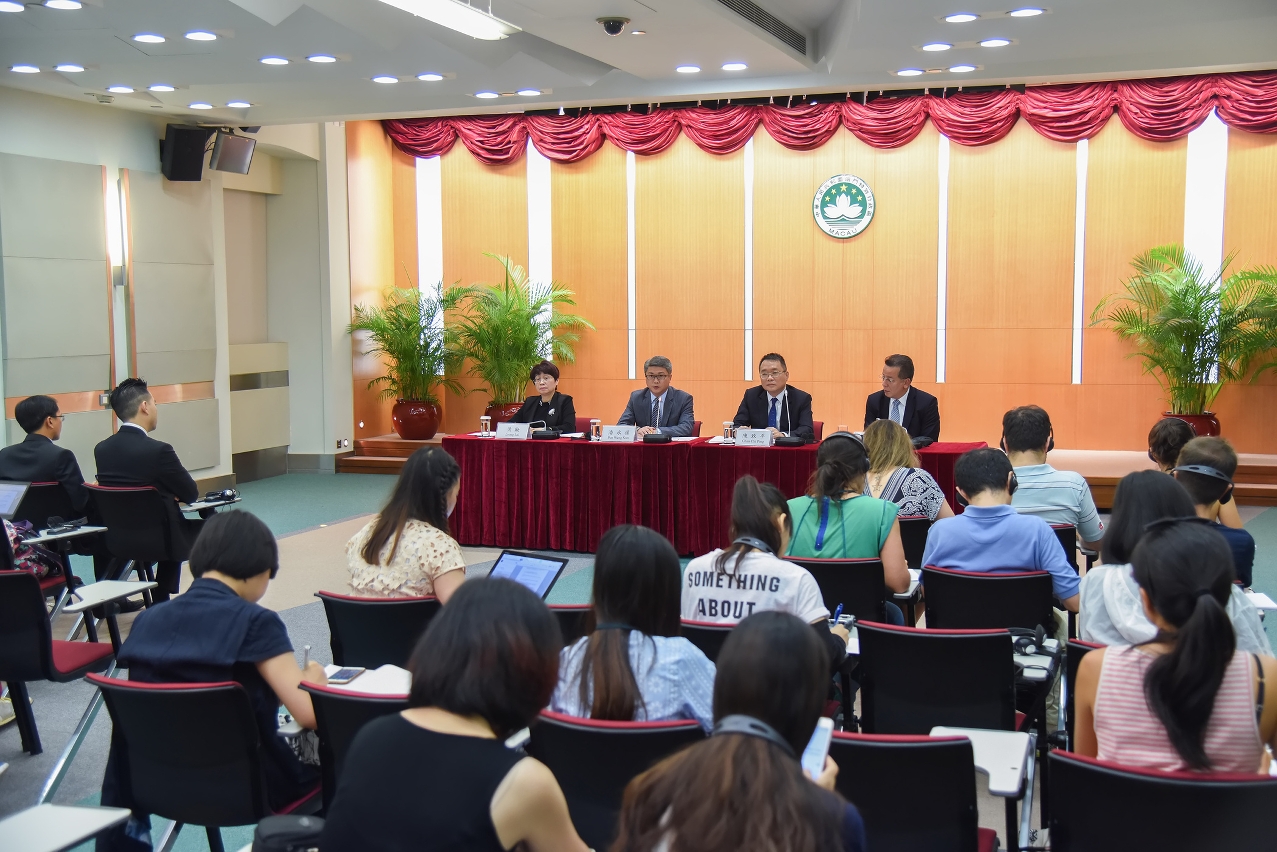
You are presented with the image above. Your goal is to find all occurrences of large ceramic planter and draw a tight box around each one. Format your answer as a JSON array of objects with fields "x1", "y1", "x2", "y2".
[
  {"x1": 392, "y1": 400, "x2": 441, "y2": 441},
  {"x1": 484, "y1": 402, "x2": 524, "y2": 425},
  {"x1": 1163, "y1": 411, "x2": 1220, "y2": 437}
]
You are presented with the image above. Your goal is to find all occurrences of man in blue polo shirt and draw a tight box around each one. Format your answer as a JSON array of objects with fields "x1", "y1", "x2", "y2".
[{"x1": 922, "y1": 447, "x2": 1080, "y2": 612}]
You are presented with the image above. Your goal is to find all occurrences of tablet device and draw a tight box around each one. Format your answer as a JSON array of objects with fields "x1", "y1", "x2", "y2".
[
  {"x1": 488, "y1": 550, "x2": 569, "y2": 599},
  {"x1": 0, "y1": 481, "x2": 30, "y2": 520}
]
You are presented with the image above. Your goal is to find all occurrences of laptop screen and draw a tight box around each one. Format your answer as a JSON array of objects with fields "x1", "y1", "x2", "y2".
[
  {"x1": 0, "y1": 481, "x2": 29, "y2": 520},
  {"x1": 488, "y1": 550, "x2": 569, "y2": 599}
]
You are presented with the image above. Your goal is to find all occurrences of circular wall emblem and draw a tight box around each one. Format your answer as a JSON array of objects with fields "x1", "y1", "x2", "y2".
[{"x1": 813, "y1": 174, "x2": 875, "y2": 239}]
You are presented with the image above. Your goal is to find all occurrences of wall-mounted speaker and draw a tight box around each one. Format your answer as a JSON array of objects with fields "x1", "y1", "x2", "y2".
[{"x1": 160, "y1": 124, "x2": 213, "y2": 181}]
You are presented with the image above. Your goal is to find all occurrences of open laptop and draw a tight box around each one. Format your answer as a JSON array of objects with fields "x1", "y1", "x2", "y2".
[
  {"x1": 0, "y1": 481, "x2": 30, "y2": 520},
  {"x1": 487, "y1": 550, "x2": 569, "y2": 600}
]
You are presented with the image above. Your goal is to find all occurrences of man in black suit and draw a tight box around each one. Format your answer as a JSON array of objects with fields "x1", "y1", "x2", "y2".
[
  {"x1": 733, "y1": 353, "x2": 815, "y2": 442},
  {"x1": 618, "y1": 355, "x2": 696, "y2": 437},
  {"x1": 863, "y1": 354, "x2": 941, "y2": 445},
  {"x1": 94, "y1": 378, "x2": 204, "y2": 600}
]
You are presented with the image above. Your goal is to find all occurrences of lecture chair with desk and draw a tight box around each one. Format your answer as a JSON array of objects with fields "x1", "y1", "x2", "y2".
[
  {"x1": 678, "y1": 619, "x2": 734, "y2": 662},
  {"x1": 315, "y1": 591, "x2": 442, "y2": 668},
  {"x1": 300, "y1": 682, "x2": 409, "y2": 811}
]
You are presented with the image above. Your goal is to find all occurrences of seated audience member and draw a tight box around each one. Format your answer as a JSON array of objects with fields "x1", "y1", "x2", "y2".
[
  {"x1": 618, "y1": 355, "x2": 695, "y2": 437},
  {"x1": 1174, "y1": 436, "x2": 1256, "y2": 587},
  {"x1": 681, "y1": 476, "x2": 849, "y2": 670},
  {"x1": 346, "y1": 446, "x2": 466, "y2": 601},
  {"x1": 612, "y1": 611, "x2": 866, "y2": 852},
  {"x1": 922, "y1": 448, "x2": 1080, "y2": 612},
  {"x1": 320, "y1": 579, "x2": 589, "y2": 852},
  {"x1": 94, "y1": 378, "x2": 205, "y2": 598},
  {"x1": 1149, "y1": 417, "x2": 1243, "y2": 529},
  {"x1": 1078, "y1": 471, "x2": 1270, "y2": 654},
  {"x1": 1003, "y1": 406, "x2": 1104, "y2": 552},
  {"x1": 509, "y1": 360, "x2": 577, "y2": 432},
  {"x1": 552, "y1": 524, "x2": 715, "y2": 731},
  {"x1": 862, "y1": 419, "x2": 953, "y2": 521},
  {"x1": 1075, "y1": 520, "x2": 1277, "y2": 772},
  {"x1": 732, "y1": 352, "x2": 815, "y2": 442},
  {"x1": 99, "y1": 511, "x2": 326, "y2": 851}
]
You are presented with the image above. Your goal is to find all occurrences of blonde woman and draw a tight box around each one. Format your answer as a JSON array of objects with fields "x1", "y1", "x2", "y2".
[{"x1": 862, "y1": 420, "x2": 954, "y2": 522}]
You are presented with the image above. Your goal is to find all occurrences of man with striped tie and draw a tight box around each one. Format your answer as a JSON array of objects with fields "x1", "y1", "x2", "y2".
[{"x1": 863, "y1": 354, "x2": 941, "y2": 446}]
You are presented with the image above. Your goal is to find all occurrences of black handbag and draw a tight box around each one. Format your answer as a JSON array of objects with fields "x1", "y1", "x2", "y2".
[{"x1": 252, "y1": 815, "x2": 324, "y2": 852}]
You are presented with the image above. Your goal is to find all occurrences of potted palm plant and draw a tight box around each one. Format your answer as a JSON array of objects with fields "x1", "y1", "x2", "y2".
[
  {"x1": 446, "y1": 253, "x2": 593, "y2": 422},
  {"x1": 1090, "y1": 243, "x2": 1277, "y2": 436},
  {"x1": 348, "y1": 281, "x2": 463, "y2": 440}
]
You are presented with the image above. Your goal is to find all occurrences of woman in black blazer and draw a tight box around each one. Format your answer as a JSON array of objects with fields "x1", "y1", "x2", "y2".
[{"x1": 510, "y1": 360, "x2": 577, "y2": 432}]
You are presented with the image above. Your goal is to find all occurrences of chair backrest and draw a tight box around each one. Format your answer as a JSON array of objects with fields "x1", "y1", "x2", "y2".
[
  {"x1": 85, "y1": 484, "x2": 179, "y2": 562},
  {"x1": 897, "y1": 515, "x2": 932, "y2": 571},
  {"x1": 857, "y1": 622, "x2": 1018, "y2": 733},
  {"x1": 786, "y1": 557, "x2": 886, "y2": 622},
  {"x1": 549, "y1": 604, "x2": 592, "y2": 647},
  {"x1": 300, "y1": 683, "x2": 408, "y2": 811},
  {"x1": 527, "y1": 710, "x2": 705, "y2": 851},
  {"x1": 1049, "y1": 751, "x2": 1277, "y2": 851},
  {"x1": 1064, "y1": 639, "x2": 1102, "y2": 749},
  {"x1": 678, "y1": 619, "x2": 733, "y2": 662},
  {"x1": 812, "y1": 420, "x2": 824, "y2": 441},
  {"x1": 574, "y1": 416, "x2": 593, "y2": 434},
  {"x1": 921, "y1": 566, "x2": 1055, "y2": 630},
  {"x1": 12, "y1": 481, "x2": 77, "y2": 528},
  {"x1": 830, "y1": 732, "x2": 981, "y2": 852},
  {"x1": 316, "y1": 592, "x2": 442, "y2": 668},
  {"x1": 691, "y1": 419, "x2": 702, "y2": 437},
  {"x1": 1052, "y1": 524, "x2": 1080, "y2": 573},
  {"x1": 89, "y1": 675, "x2": 272, "y2": 827},
  {"x1": 0, "y1": 570, "x2": 55, "y2": 681}
]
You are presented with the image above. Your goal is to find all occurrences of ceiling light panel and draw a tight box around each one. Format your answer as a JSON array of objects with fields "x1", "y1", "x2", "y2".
[
  {"x1": 922, "y1": 43, "x2": 951, "y2": 51},
  {"x1": 55, "y1": 63, "x2": 84, "y2": 72},
  {"x1": 227, "y1": 101, "x2": 251, "y2": 108},
  {"x1": 11, "y1": 64, "x2": 40, "y2": 73},
  {"x1": 260, "y1": 56, "x2": 288, "y2": 65},
  {"x1": 676, "y1": 64, "x2": 700, "y2": 73},
  {"x1": 189, "y1": 102, "x2": 213, "y2": 109},
  {"x1": 944, "y1": 13, "x2": 979, "y2": 23},
  {"x1": 722, "y1": 62, "x2": 748, "y2": 71},
  {"x1": 374, "y1": 0, "x2": 520, "y2": 41},
  {"x1": 0, "y1": 2, "x2": 25, "y2": 12},
  {"x1": 307, "y1": 54, "x2": 337, "y2": 63},
  {"x1": 418, "y1": 72, "x2": 443, "y2": 81},
  {"x1": 44, "y1": 0, "x2": 81, "y2": 8},
  {"x1": 148, "y1": 84, "x2": 175, "y2": 91},
  {"x1": 184, "y1": 31, "x2": 217, "y2": 41},
  {"x1": 107, "y1": 85, "x2": 133, "y2": 93},
  {"x1": 133, "y1": 34, "x2": 165, "y2": 44},
  {"x1": 1008, "y1": 7, "x2": 1044, "y2": 16},
  {"x1": 372, "y1": 75, "x2": 398, "y2": 83},
  {"x1": 980, "y1": 37, "x2": 1011, "y2": 47},
  {"x1": 897, "y1": 68, "x2": 924, "y2": 77},
  {"x1": 474, "y1": 91, "x2": 499, "y2": 98}
]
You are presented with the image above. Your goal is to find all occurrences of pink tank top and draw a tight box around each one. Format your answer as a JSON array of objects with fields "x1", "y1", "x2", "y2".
[{"x1": 1094, "y1": 645, "x2": 1262, "y2": 773}]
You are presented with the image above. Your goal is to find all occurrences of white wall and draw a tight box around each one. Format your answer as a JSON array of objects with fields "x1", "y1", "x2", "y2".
[{"x1": 225, "y1": 189, "x2": 269, "y2": 345}]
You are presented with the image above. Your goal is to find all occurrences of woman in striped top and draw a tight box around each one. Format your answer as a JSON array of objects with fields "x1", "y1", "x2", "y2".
[{"x1": 1074, "y1": 519, "x2": 1277, "y2": 773}]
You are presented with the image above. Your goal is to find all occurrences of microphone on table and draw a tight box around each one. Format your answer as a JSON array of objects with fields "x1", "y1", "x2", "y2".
[{"x1": 529, "y1": 421, "x2": 547, "y2": 430}]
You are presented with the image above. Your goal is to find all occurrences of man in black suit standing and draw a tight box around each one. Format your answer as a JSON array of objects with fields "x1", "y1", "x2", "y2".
[
  {"x1": 863, "y1": 354, "x2": 941, "y2": 445},
  {"x1": 94, "y1": 378, "x2": 204, "y2": 600},
  {"x1": 733, "y1": 353, "x2": 815, "y2": 442},
  {"x1": 618, "y1": 355, "x2": 696, "y2": 437}
]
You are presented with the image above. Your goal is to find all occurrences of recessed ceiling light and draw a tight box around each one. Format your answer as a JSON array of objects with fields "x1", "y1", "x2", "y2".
[
  {"x1": 185, "y1": 31, "x2": 216, "y2": 41},
  {"x1": 260, "y1": 56, "x2": 289, "y2": 65},
  {"x1": 370, "y1": 0, "x2": 519, "y2": 40},
  {"x1": 980, "y1": 37, "x2": 1011, "y2": 47},
  {"x1": 11, "y1": 64, "x2": 39, "y2": 73},
  {"x1": 307, "y1": 54, "x2": 337, "y2": 63},
  {"x1": 189, "y1": 102, "x2": 213, "y2": 110},
  {"x1": 475, "y1": 91, "x2": 499, "y2": 98},
  {"x1": 949, "y1": 64, "x2": 977, "y2": 72},
  {"x1": 631, "y1": 29, "x2": 645, "y2": 35},
  {"x1": 944, "y1": 12, "x2": 979, "y2": 22},
  {"x1": 372, "y1": 75, "x2": 398, "y2": 84},
  {"x1": 133, "y1": 34, "x2": 165, "y2": 44},
  {"x1": 148, "y1": 84, "x2": 175, "y2": 92},
  {"x1": 517, "y1": 88, "x2": 540, "y2": 96},
  {"x1": 107, "y1": 85, "x2": 133, "y2": 93},
  {"x1": 1008, "y1": 7, "x2": 1044, "y2": 16},
  {"x1": 922, "y1": 42, "x2": 952, "y2": 51},
  {"x1": 722, "y1": 62, "x2": 747, "y2": 71},
  {"x1": 44, "y1": 0, "x2": 81, "y2": 8},
  {"x1": 55, "y1": 63, "x2": 84, "y2": 72},
  {"x1": 418, "y1": 72, "x2": 443, "y2": 81},
  {"x1": 676, "y1": 64, "x2": 700, "y2": 73},
  {"x1": 0, "y1": 2, "x2": 25, "y2": 12},
  {"x1": 227, "y1": 101, "x2": 251, "y2": 108},
  {"x1": 897, "y1": 68, "x2": 924, "y2": 77}
]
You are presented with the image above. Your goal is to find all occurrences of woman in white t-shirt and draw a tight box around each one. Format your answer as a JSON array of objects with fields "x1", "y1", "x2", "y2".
[{"x1": 682, "y1": 476, "x2": 849, "y2": 670}]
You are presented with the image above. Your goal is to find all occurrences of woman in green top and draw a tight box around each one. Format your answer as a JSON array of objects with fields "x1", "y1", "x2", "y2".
[{"x1": 787, "y1": 433, "x2": 911, "y2": 622}]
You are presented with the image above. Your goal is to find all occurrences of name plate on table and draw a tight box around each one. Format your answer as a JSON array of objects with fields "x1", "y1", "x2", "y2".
[
  {"x1": 495, "y1": 422, "x2": 531, "y2": 440},
  {"x1": 735, "y1": 428, "x2": 774, "y2": 448},
  {"x1": 600, "y1": 425, "x2": 637, "y2": 443}
]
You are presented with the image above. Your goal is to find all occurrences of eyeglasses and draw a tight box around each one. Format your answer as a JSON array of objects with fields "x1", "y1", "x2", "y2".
[
  {"x1": 645, "y1": 373, "x2": 670, "y2": 381},
  {"x1": 880, "y1": 375, "x2": 900, "y2": 384},
  {"x1": 759, "y1": 371, "x2": 786, "y2": 380}
]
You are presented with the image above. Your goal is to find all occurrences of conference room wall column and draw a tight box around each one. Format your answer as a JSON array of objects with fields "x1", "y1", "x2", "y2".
[
  {"x1": 936, "y1": 135, "x2": 949, "y2": 385},
  {"x1": 1071, "y1": 139, "x2": 1088, "y2": 385}
]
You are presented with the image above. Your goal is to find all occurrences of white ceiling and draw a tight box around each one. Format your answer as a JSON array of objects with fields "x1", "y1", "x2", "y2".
[{"x1": 1, "y1": 0, "x2": 1275, "y2": 126}]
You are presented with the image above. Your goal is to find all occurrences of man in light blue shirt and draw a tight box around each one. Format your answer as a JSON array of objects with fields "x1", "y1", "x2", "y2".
[
  {"x1": 1002, "y1": 406, "x2": 1104, "y2": 552},
  {"x1": 922, "y1": 447, "x2": 1080, "y2": 611}
]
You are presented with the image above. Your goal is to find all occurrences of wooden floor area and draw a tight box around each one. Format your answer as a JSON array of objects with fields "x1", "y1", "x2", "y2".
[{"x1": 336, "y1": 433, "x2": 448, "y2": 473}]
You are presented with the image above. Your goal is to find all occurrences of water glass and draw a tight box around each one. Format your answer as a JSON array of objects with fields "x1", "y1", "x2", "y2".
[
  {"x1": 723, "y1": 421, "x2": 734, "y2": 439},
  {"x1": 479, "y1": 415, "x2": 492, "y2": 437},
  {"x1": 590, "y1": 419, "x2": 602, "y2": 440}
]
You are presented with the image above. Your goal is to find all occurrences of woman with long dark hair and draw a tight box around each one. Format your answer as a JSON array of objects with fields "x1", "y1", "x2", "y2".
[
  {"x1": 1079, "y1": 471, "x2": 1270, "y2": 653},
  {"x1": 346, "y1": 446, "x2": 466, "y2": 600},
  {"x1": 552, "y1": 525, "x2": 715, "y2": 731},
  {"x1": 1075, "y1": 520, "x2": 1277, "y2": 772},
  {"x1": 613, "y1": 611, "x2": 866, "y2": 852}
]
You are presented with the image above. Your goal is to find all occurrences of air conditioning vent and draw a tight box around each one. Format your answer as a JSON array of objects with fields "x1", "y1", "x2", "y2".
[{"x1": 713, "y1": 0, "x2": 806, "y2": 55}]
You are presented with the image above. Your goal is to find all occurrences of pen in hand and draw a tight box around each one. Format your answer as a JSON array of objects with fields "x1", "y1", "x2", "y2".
[{"x1": 832, "y1": 603, "x2": 844, "y2": 624}]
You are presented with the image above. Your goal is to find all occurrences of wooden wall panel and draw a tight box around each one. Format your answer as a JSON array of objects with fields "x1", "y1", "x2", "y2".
[
  {"x1": 634, "y1": 135, "x2": 745, "y2": 429},
  {"x1": 391, "y1": 145, "x2": 418, "y2": 290},
  {"x1": 439, "y1": 145, "x2": 529, "y2": 433},
  {"x1": 945, "y1": 121, "x2": 1077, "y2": 444}
]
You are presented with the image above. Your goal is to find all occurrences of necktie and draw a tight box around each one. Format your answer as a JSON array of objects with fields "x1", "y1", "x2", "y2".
[
  {"x1": 651, "y1": 396, "x2": 660, "y2": 429},
  {"x1": 890, "y1": 398, "x2": 903, "y2": 425},
  {"x1": 768, "y1": 397, "x2": 779, "y2": 429}
]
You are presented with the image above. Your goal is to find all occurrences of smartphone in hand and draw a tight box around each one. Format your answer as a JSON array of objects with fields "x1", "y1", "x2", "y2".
[{"x1": 801, "y1": 717, "x2": 835, "y2": 780}]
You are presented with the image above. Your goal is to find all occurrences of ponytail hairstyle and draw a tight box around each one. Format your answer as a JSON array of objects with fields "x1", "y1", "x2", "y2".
[
  {"x1": 361, "y1": 446, "x2": 461, "y2": 567},
  {"x1": 577, "y1": 525, "x2": 682, "y2": 722},
  {"x1": 714, "y1": 476, "x2": 790, "y2": 574},
  {"x1": 808, "y1": 433, "x2": 870, "y2": 501},
  {"x1": 1131, "y1": 520, "x2": 1238, "y2": 770}
]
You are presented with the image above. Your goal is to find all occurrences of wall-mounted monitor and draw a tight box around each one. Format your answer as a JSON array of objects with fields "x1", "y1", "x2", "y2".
[{"x1": 209, "y1": 131, "x2": 256, "y2": 175}]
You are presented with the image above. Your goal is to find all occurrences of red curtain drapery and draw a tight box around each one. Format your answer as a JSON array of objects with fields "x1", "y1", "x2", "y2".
[{"x1": 382, "y1": 70, "x2": 1277, "y2": 165}]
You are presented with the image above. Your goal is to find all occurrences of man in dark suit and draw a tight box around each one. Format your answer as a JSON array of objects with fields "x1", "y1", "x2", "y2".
[
  {"x1": 733, "y1": 353, "x2": 815, "y2": 442},
  {"x1": 863, "y1": 354, "x2": 941, "y2": 444},
  {"x1": 94, "y1": 378, "x2": 204, "y2": 600},
  {"x1": 618, "y1": 355, "x2": 696, "y2": 437}
]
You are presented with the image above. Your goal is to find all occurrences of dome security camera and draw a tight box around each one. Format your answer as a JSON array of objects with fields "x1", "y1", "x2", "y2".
[{"x1": 597, "y1": 17, "x2": 629, "y2": 36}]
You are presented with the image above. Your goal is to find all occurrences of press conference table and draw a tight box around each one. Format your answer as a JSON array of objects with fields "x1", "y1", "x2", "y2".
[{"x1": 442, "y1": 435, "x2": 985, "y2": 556}]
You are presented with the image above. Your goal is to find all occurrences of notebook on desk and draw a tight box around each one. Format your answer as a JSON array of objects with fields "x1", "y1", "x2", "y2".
[{"x1": 323, "y1": 664, "x2": 411, "y2": 696}]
